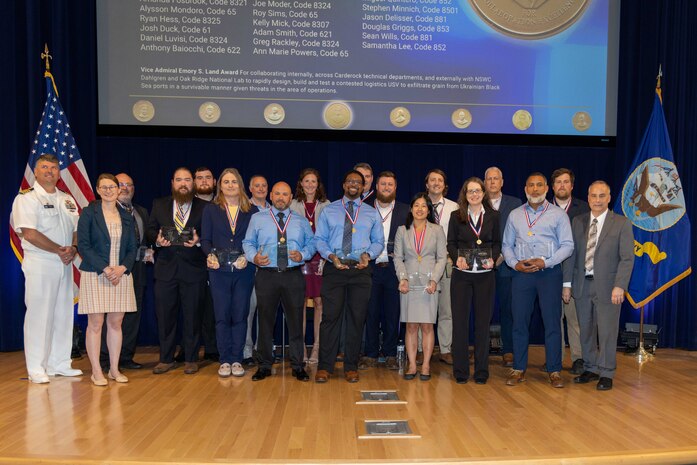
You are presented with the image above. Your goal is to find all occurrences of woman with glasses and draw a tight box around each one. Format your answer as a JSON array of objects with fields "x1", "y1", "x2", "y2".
[
  {"x1": 393, "y1": 193, "x2": 447, "y2": 381},
  {"x1": 78, "y1": 173, "x2": 137, "y2": 386},
  {"x1": 447, "y1": 177, "x2": 501, "y2": 385},
  {"x1": 289, "y1": 168, "x2": 330, "y2": 363},
  {"x1": 200, "y1": 168, "x2": 258, "y2": 378}
]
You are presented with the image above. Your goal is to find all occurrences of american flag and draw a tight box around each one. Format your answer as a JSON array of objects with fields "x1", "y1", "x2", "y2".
[{"x1": 10, "y1": 71, "x2": 95, "y2": 298}]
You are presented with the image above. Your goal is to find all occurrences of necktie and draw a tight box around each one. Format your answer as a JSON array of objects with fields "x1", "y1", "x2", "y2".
[
  {"x1": 585, "y1": 218, "x2": 598, "y2": 274},
  {"x1": 174, "y1": 202, "x2": 186, "y2": 233},
  {"x1": 342, "y1": 201, "x2": 354, "y2": 256},
  {"x1": 123, "y1": 204, "x2": 141, "y2": 245},
  {"x1": 277, "y1": 212, "x2": 288, "y2": 270}
]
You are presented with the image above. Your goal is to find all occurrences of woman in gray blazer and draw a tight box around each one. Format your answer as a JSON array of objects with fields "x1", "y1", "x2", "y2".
[
  {"x1": 394, "y1": 193, "x2": 447, "y2": 380},
  {"x1": 289, "y1": 168, "x2": 330, "y2": 363}
]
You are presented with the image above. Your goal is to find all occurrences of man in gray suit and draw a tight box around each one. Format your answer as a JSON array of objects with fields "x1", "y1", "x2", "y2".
[
  {"x1": 484, "y1": 166, "x2": 522, "y2": 367},
  {"x1": 562, "y1": 181, "x2": 634, "y2": 391}
]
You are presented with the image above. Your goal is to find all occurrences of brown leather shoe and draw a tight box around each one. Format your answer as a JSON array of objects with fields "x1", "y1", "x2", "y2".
[
  {"x1": 385, "y1": 356, "x2": 399, "y2": 370},
  {"x1": 502, "y1": 353, "x2": 514, "y2": 367},
  {"x1": 315, "y1": 369, "x2": 330, "y2": 383},
  {"x1": 344, "y1": 370, "x2": 359, "y2": 383},
  {"x1": 415, "y1": 352, "x2": 424, "y2": 366},
  {"x1": 183, "y1": 362, "x2": 199, "y2": 375},
  {"x1": 549, "y1": 371, "x2": 564, "y2": 388},
  {"x1": 152, "y1": 362, "x2": 176, "y2": 375},
  {"x1": 506, "y1": 369, "x2": 526, "y2": 386},
  {"x1": 358, "y1": 356, "x2": 377, "y2": 370},
  {"x1": 440, "y1": 352, "x2": 453, "y2": 365}
]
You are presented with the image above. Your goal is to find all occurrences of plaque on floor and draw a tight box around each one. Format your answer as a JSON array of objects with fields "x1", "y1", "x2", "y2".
[
  {"x1": 356, "y1": 390, "x2": 406, "y2": 404},
  {"x1": 358, "y1": 420, "x2": 420, "y2": 439}
]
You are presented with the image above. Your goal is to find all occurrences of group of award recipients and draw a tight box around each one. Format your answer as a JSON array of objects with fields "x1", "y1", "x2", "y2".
[{"x1": 13, "y1": 155, "x2": 634, "y2": 391}]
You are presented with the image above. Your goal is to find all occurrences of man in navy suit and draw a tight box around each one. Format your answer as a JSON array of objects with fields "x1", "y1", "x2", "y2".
[
  {"x1": 551, "y1": 168, "x2": 590, "y2": 375},
  {"x1": 484, "y1": 166, "x2": 522, "y2": 367},
  {"x1": 147, "y1": 167, "x2": 208, "y2": 375},
  {"x1": 359, "y1": 171, "x2": 410, "y2": 370}
]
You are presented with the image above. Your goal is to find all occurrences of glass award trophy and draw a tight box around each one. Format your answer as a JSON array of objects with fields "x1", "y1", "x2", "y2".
[
  {"x1": 334, "y1": 247, "x2": 366, "y2": 268},
  {"x1": 161, "y1": 226, "x2": 193, "y2": 245},
  {"x1": 403, "y1": 271, "x2": 432, "y2": 292},
  {"x1": 516, "y1": 242, "x2": 554, "y2": 261},
  {"x1": 458, "y1": 247, "x2": 493, "y2": 271},
  {"x1": 210, "y1": 248, "x2": 242, "y2": 271}
]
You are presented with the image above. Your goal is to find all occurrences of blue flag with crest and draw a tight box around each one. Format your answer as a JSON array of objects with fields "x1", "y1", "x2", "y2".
[{"x1": 614, "y1": 88, "x2": 691, "y2": 308}]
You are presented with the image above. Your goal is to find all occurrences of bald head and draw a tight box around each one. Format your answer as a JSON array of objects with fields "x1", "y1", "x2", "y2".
[{"x1": 271, "y1": 182, "x2": 292, "y2": 210}]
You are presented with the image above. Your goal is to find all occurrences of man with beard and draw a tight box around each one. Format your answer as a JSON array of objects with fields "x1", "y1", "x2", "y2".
[
  {"x1": 147, "y1": 167, "x2": 208, "y2": 375},
  {"x1": 551, "y1": 168, "x2": 589, "y2": 375},
  {"x1": 425, "y1": 169, "x2": 459, "y2": 366},
  {"x1": 194, "y1": 167, "x2": 216, "y2": 202},
  {"x1": 502, "y1": 172, "x2": 573, "y2": 388},
  {"x1": 99, "y1": 173, "x2": 151, "y2": 370},
  {"x1": 314, "y1": 170, "x2": 384, "y2": 383},
  {"x1": 243, "y1": 182, "x2": 315, "y2": 381},
  {"x1": 354, "y1": 163, "x2": 375, "y2": 204},
  {"x1": 359, "y1": 171, "x2": 409, "y2": 370},
  {"x1": 484, "y1": 166, "x2": 522, "y2": 368},
  {"x1": 192, "y1": 166, "x2": 219, "y2": 363}
]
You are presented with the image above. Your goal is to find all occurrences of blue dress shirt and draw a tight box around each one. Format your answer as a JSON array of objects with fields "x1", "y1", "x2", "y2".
[
  {"x1": 314, "y1": 197, "x2": 385, "y2": 260},
  {"x1": 243, "y1": 206, "x2": 316, "y2": 268},
  {"x1": 502, "y1": 201, "x2": 573, "y2": 269}
]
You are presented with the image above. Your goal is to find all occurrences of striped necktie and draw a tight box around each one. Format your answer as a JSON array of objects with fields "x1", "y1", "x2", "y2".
[
  {"x1": 174, "y1": 202, "x2": 187, "y2": 233},
  {"x1": 342, "y1": 201, "x2": 354, "y2": 256},
  {"x1": 585, "y1": 218, "x2": 598, "y2": 274}
]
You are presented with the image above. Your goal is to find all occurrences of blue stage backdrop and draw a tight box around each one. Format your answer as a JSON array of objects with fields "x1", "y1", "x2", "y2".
[{"x1": 1, "y1": 0, "x2": 695, "y2": 351}]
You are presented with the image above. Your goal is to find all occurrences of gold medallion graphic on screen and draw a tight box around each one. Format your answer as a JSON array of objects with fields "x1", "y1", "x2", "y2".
[
  {"x1": 512, "y1": 109, "x2": 532, "y2": 130},
  {"x1": 264, "y1": 103, "x2": 286, "y2": 125},
  {"x1": 451, "y1": 108, "x2": 472, "y2": 129},
  {"x1": 572, "y1": 111, "x2": 592, "y2": 131},
  {"x1": 390, "y1": 107, "x2": 411, "y2": 128},
  {"x1": 132, "y1": 100, "x2": 155, "y2": 122},
  {"x1": 468, "y1": 0, "x2": 590, "y2": 40},
  {"x1": 324, "y1": 102, "x2": 351, "y2": 129},
  {"x1": 199, "y1": 102, "x2": 221, "y2": 124}
]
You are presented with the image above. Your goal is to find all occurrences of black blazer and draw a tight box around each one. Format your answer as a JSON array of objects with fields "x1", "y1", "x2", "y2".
[
  {"x1": 446, "y1": 207, "x2": 501, "y2": 264},
  {"x1": 146, "y1": 196, "x2": 207, "y2": 282},
  {"x1": 200, "y1": 202, "x2": 258, "y2": 274},
  {"x1": 119, "y1": 202, "x2": 150, "y2": 287},
  {"x1": 77, "y1": 201, "x2": 137, "y2": 275}
]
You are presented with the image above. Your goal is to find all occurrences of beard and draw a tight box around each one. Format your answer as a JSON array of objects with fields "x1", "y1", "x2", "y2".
[
  {"x1": 554, "y1": 191, "x2": 570, "y2": 201},
  {"x1": 376, "y1": 191, "x2": 396, "y2": 203},
  {"x1": 526, "y1": 194, "x2": 546, "y2": 204},
  {"x1": 195, "y1": 185, "x2": 215, "y2": 196},
  {"x1": 172, "y1": 186, "x2": 194, "y2": 204}
]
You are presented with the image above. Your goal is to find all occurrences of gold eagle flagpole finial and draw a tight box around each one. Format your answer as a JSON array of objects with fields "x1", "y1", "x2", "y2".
[
  {"x1": 656, "y1": 64, "x2": 663, "y2": 104},
  {"x1": 41, "y1": 44, "x2": 52, "y2": 72}
]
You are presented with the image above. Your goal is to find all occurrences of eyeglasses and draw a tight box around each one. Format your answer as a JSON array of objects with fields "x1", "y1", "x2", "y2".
[
  {"x1": 99, "y1": 185, "x2": 118, "y2": 192},
  {"x1": 118, "y1": 182, "x2": 134, "y2": 188},
  {"x1": 466, "y1": 189, "x2": 483, "y2": 195},
  {"x1": 344, "y1": 180, "x2": 363, "y2": 185}
]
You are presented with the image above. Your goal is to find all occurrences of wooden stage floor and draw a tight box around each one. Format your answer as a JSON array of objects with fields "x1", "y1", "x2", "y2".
[{"x1": 1, "y1": 346, "x2": 697, "y2": 465}]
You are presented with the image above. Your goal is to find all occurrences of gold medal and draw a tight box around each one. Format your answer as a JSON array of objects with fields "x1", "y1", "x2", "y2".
[
  {"x1": 309, "y1": 221, "x2": 313, "y2": 226},
  {"x1": 417, "y1": 255, "x2": 422, "y2": 262},
  {"x1": 527, "y1": 231, "x2": 533, "y2": 236},
  {"x1": 476, "y1": 239, "x2": 482, "y2": 245},
  {"x1": 280, "y1": 237, "x2": 286, "y2": 243},
  {"x1": 352, "y1": 227, "x2": 356, "y2": 234}
]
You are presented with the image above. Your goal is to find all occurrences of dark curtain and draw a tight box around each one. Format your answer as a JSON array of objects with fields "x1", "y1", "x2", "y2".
[{"x1": 1, "y1": 0, "x2": 695, "y2": 351}]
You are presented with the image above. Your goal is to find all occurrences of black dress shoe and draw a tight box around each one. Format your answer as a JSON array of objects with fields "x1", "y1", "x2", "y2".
[
  {"x1": 242, "y1": 357, "x2": 257, "y2": 367},
  {"x1": 252, "y1": 368, "x2": 272, "y2": 381},
  {"x1": 119, "y1": 360, "x2": 143, "y2": 370},
  {"x1": 293, "y1": 369, "x2": 310, "y2": 382},
  {"x1": 570, "y1": 359, "x2": 585, "y2": 375},
  {"x1": 574, "y1": 371, "x2": 600, "y2": 384},
  {"x1": 597, "y1": 377, "x2": 613, "y2": 390},
  {"x1": 473, "y1": 370, "x2": 488, "y2": 385},
  {"x1": 455, "y1": 377, "x2": 468, "y2": 384},
  {"x1": 403, "y1": 372, "x2": 417, "y2": 380}
]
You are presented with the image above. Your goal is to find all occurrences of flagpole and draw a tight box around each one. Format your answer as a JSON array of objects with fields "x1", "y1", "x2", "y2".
[{"x1": 635, "y1": 305, "x2": 654, "y2": 363}]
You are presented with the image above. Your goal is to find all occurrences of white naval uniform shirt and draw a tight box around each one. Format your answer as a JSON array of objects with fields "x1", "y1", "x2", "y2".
[{"x1": 11, "y1": 183, "x2": 78, "y2": 258}]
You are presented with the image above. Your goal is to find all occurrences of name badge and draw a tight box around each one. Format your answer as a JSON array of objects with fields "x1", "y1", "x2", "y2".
[{"x1": 43, "y1": 204, "x2": 55, "y2": 209}]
